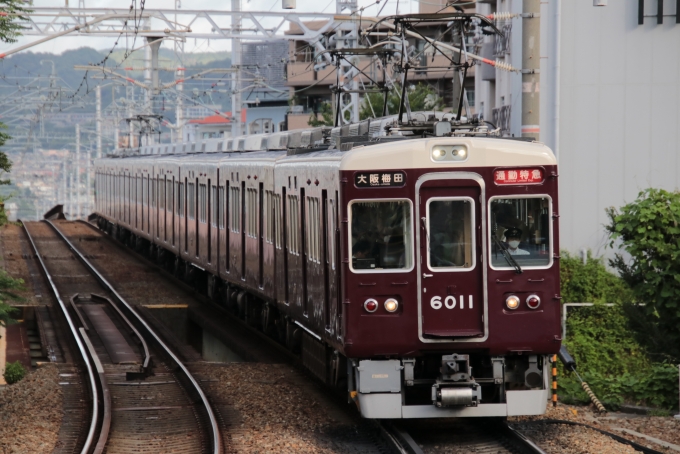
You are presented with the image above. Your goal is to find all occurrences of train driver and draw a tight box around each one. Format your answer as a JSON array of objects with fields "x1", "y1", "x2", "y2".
[{"x1": 504, "y1": 227, "x2": 529, "y2": 256}]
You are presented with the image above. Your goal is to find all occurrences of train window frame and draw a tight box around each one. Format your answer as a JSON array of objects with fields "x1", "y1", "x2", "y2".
[
  {"x1": 178, "y1": 182, "x2": 184, "y2": 217},
  {"x1": 425, "y1": 196, "x2": 476, "y2": 272},
  {"x1": 348, "y1": 198, "x2": 415, "y2": 274},
  {"x1": 287, "y1": 194, "x2": 299, "y2": 255},
  {"x1": 274, "y1": 194, "x2": 282, "y2": 250},
  {"x1": 188, "y1": 182, "x2": 195, "y2": 220},
  {"x1": 487, "y1": 194, "x2": 554, "y2": 271},
  {"x1": 218, "y1": 186, "x2": 225, "y2": 230},
  {"x1": 199, "y1": 183, "x2": 207, "y2": 224}
]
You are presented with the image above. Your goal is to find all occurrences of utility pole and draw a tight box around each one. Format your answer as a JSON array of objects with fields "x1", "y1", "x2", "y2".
[
  {"x1": 86, "y1": 141, "x2": 91, "y2": 215},
  {"x1": 176, "y1": 66, "x2": 184, "y2": 142},
  {"x1": 451, "y1": 23, "x2": 463, "y2": 116},
  {"x1": 231, "y1": 0, "x2": 242, "y2": 137},
  {"x1": 521, "y1": 0, "x2": 540, "y2": 140},
  {"x1": 75, "y1": 124, "x2": 80, "y2": 219},
  {"x1": 96, "y1": 84, "x2": 102, "y2": 158}
]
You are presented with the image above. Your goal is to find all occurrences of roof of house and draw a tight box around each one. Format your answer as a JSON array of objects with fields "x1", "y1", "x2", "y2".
[{"x1": 187, "y1": 113, "x2": 232, "y2": 125}]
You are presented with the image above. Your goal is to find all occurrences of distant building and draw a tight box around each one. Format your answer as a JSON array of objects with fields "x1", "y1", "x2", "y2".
[
  {"x1": 474, "y1": 0, "x2": 680, "y2": 256},
  {"x1": 284, "y1": 0, "x2": 476, "y2": 130},
  {"x1": 184, "y1": 113, "x2": 232, "y2": 142}
]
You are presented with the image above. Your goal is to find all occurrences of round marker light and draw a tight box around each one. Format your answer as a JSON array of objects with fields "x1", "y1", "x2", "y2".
[
  {"x1": 384, "y1": 298, "x2": 399, "y2": 313},
  {"x1": 432, "y1": 147, "x2": 446, "y2": 160},
  {"x1": 526, "y1": 295, "x2": 541, "y2": 309},
  {"x1": 364, "y1": 298, "x2": 378, "y2": 313},
  {"x1": 452, "y1": 146, "x2": 467, "y2": 159},
  {"x1": 505, "y1": 295, "x2": 520, "y2": 310}
]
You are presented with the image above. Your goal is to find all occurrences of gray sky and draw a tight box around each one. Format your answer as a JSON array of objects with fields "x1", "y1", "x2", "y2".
[{"x1": 0, "y1": 0, "x2": 423, "y2": 55}]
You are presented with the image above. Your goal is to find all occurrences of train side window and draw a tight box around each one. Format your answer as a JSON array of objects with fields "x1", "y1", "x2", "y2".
[
  {"x1": 274, "y1": 194, "x2": 282, "y2": 249},
  {"x1": 287, "y1": 195, "x2": 299, "y2": 255},
  {"x1": 199, "y1": 183, "x2": 207, "y2": 223},
  {"x1": 329, "y1": 198, "x2": 335, "y2": 270},
  {"x1": 306, "y1": 197, "x2": 320, "y2": 263},
  {"x1": 489, "y1": 196, "x2": 552, "y2": 269},
  {"x1": 230, "y1": 186, "x2": 240, "y2": 233},
  {"x1": 211, "y1": 185, "x2": 218, "y2": 227},
  {"x1": 218, "y1": 186, "x2": 225, "y2": 229},
  {"x1": 265, "y1": 190, "x2": 273, "y2": 244},
  {"x1": 246, "y1": 188, "x2": 257, "y2": 238},
  {"x1": 188, "y1": 182, "x2": 195, "y2": 220},
  {"x1": 160, "y1": 178, "x2": 165, "y2": 210},
  {"x1": 349, "y1": 199, "x2": 414, "y2": 272},
  {"x1": 178, "y1": 182, "x2": 184, "y2": 217},
  {"x1": 166, "y1": 180, "x2": 172, "y2": 212}
]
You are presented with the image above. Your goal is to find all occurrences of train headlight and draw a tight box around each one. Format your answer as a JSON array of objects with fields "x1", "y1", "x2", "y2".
[
  {"x1": 430, "y1": 145, "x2": 468, "y2": 162},
  {"x1": 451, "y1": 145, "x2": 467, "y2": 159},
  {"x1": 432, "y1": 147, "x2": 446, "y2": 161},
  {"x1": 505, "y1": 295, "x2": 520, "y2": 310},
  {"x1": 526, "y1": 295, "x2": 541, "y2": 309},
  {"x1": 364, "y1": 298, "x2": 378, "y2": 313},
  {"x1": 384, "y1": 298, "x2": 399, "y2": 313}
]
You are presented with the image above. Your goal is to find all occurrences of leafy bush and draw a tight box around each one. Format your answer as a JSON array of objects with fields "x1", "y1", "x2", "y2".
[
  {"x1": 3, "y1": 361, "x2": 25, "y2": 384},
  {"x1": 559, "y1": 251, "x2": 680, "y2": 410},
  {"x1": 606, "y1": 188, "x2": 680, "y2": 364}
]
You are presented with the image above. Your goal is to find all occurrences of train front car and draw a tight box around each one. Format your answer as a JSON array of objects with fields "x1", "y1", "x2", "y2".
[{"x1": 340, "y1": 137, "x2": 560, "y2": 419}]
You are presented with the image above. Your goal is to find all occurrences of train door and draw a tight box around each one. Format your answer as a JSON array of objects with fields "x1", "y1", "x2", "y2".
[{"x1": 416, "y1": 173, "x2": 487, "y2": 341}]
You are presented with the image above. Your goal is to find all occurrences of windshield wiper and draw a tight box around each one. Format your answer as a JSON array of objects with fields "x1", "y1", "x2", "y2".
[{"x1": 492, "y1": 234, "x2": 523, "y2": 274}]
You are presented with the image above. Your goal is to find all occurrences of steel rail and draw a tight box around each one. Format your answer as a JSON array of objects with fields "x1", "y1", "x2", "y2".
[
  {"x1": 46, "y1": 220, "x2": 222, "y2": 454},
  {"x1": 21, "y1": 222, "x2": 100, "y2": 454}
]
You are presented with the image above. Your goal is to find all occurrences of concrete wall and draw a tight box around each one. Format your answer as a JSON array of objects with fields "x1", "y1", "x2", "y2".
[{"x1": 559, "y1": 0, "x2": 680, "y2": 256}]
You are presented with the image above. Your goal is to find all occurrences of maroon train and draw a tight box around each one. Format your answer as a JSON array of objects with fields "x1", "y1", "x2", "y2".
[{"x1": 94, "y1": 116, "x2": 561, "y2": 419}]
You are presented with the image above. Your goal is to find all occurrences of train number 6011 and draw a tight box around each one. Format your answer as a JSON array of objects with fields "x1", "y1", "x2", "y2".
[{"x1": 430, "y1": 295, "x2": 473, "y2": 310}]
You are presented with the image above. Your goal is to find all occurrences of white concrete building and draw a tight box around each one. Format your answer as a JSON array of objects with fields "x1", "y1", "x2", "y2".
[{"x1": 475, "y1": 0, "x2": 680, "y2": 256}]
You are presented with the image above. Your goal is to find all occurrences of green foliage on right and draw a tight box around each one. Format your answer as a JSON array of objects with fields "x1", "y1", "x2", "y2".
[
  {"x1": 3, "y1": 361, "x2": 25, "y2": 384},
  {"x1": 559, "y1": 251, "x2": 679, "y2": 410},
  {"x1": 606, "y1": 188, "x2": 680, "y2": 364}
]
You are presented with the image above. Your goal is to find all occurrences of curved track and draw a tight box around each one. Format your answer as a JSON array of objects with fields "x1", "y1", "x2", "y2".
[{"x1": 23, "y1": 220, "x2": 221, "y2": 454}]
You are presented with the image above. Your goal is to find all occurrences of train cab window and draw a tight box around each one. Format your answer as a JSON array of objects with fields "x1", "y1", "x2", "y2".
[
  {"x1": 349, "y1": 200, "x2": 413, "y2": 272},
  {"x1": 489, "y1": 196, "x2": 552, "y2": 269},
  {"x1": 427, "y1": 198, "x2": 475, "y2": 270}
]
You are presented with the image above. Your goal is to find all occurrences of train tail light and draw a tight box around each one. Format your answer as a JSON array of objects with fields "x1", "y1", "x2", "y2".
[
  {"x1": 384, "y1": 298, "x2": 399, "y2": 313},
  {"x1": 505, "y1": 295, "x2": 520, "y2": 310},
  {"x1": 526, "y1": 295, "x2": 541, "y2": 309},
  {"x1": 364, "y1": 298, "x2": 378, "y2": 313}
]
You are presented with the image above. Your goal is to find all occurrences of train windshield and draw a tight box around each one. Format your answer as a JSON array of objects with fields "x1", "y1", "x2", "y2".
[
  {"x1": 427, "y1": 198, "x2": 475, "y2": 270},
  {"x1": 350, "y1": 200, "x2": 413, "y2": 272},
  {"x1": 489, "y1": 196, "x2": 552, "y2": 268}
]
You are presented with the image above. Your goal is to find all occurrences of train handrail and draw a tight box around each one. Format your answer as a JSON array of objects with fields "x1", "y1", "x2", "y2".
[
  {"x1": 91, "y1": 293, "x2": 151, "y2": 370},
  {"x1": 45, "y1": 220, "x2": 222, "y2": 454},
  {"x1": 22, "y1": 222, "x2": 100, "y2": 454}
]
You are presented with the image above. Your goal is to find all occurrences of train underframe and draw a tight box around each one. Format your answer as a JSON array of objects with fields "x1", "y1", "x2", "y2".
[{"x1": 98, "y1": 218, "x2": 550, "y2": 419}]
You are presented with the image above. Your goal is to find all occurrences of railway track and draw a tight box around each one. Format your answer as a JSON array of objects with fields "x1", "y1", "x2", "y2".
[
  {"x1": 71, "y1": 219, "x2": 550, "y2": 454},
  {"x1": 23, "y1": 220, "x2": 221, "y2": 454}
]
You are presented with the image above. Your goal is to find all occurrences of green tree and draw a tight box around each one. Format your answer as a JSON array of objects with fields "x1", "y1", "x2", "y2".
[
  {"x1": 359, "y1": 83, "x2": 445, "y2": 120},
  {"x1": 0, "y1": 269, "x2": 22, "y2": 328},
  {"x1": 0, "y1": 0, "x2": 30, "y2": 44},
  {"x1": 308, "y1": 102, "x2": 335, "y2": 127},
  {"x1": 606, "y1": 188, "x2": 680, "y2": 363}
]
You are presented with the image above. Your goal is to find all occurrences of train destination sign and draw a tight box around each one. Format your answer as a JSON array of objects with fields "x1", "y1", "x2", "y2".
[
  {"x1": 494, "y1": 168, "x2": 544, "y2": 185},
  {"x1": 355, "y1": 171, "x2": 406, "y2": 188}
]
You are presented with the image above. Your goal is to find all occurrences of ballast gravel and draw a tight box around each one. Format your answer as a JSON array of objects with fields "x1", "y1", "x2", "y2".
[
  {"x1": 197, "y1": 363, "x2": 372, "y2": 454},
  {"x1": 0, "y1": 365, "x2": 63, "y2": 454},
  {"x1": 512, "y1": 403, "x2": 680, "y2": 454}
]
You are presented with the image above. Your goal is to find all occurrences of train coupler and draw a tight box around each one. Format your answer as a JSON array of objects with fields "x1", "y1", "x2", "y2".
[{"x1": 432, "y1": 354, "x2": 482, "y2": 407}]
